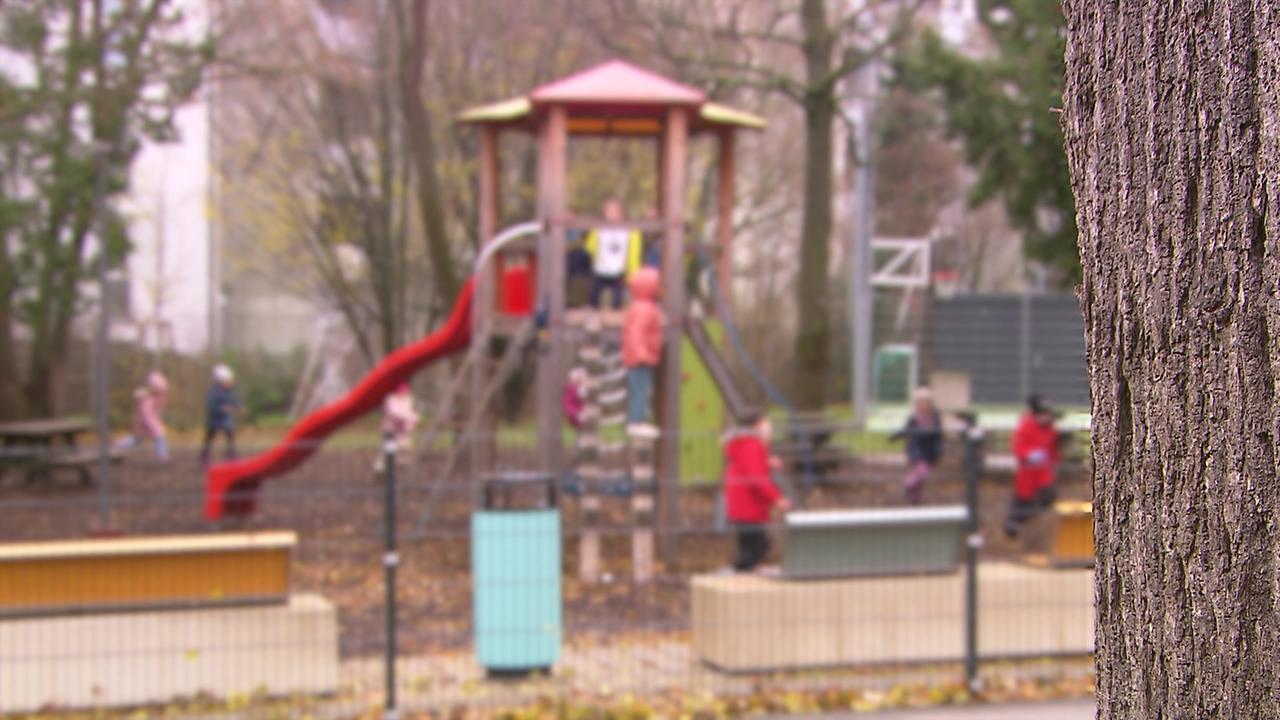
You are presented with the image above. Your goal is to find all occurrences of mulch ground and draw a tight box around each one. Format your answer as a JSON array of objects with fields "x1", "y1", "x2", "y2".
[{"x1": 0, "y1": 443, "x2": 1090, "y2": 660}]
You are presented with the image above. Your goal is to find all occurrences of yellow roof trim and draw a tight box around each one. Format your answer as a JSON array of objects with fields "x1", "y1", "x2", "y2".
[
  {"x1": 458, "y1": 97, "x2": 766, "y2": 132},
  {"x1": 700, "y1": 102, "x2": 767, "y2": 130},
  {"x1": 457, "y1": 97, "x2": 532, "y2": 124}
]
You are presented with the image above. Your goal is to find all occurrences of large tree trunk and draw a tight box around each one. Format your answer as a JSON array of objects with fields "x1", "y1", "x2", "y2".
[
  {"x1": 1062, "y1": 2, "x2": 1280, "y2": 717},
  {"x1": 0, "y1": 239, "x2": 22, "y2": 419},
  {"x1": 24, "y1": 343, "x2": 67, "y2": 417},
  {"x1": 794, "y1": 0, "x2": 836, "y2": 409},
  {"x1": 0, "y1": 305, "x2": 23, "y2": 420}
]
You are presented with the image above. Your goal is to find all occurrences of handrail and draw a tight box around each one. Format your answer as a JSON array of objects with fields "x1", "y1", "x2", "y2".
[
  {"x1": 472, "y1": 220, "x2": 543, "y2": 276},
  {"x1": 690, "y1": 241, "x2": 795, "y2": 416}
]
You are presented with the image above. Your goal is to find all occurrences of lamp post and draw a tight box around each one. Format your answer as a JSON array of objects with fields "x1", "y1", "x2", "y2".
[
  {"x1": 93, "y1": 139, "x2": 113, "y2": 534},
  {"x1": 93, "y1": 3, "x2": 122, "y2": 534},
  {"x1": 849, "y1": 62, "x2": 877, "y2": 427}
]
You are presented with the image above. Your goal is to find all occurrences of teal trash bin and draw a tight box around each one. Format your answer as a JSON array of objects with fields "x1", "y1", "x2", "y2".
[{"x1": 472, "y1": 472, "x2": 562, "y2": 674}]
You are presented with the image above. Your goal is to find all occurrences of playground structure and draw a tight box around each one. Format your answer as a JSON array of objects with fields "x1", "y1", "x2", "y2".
[
  {"x1": 204, "y1": 59, "x2": 793, "y2": 578},
  {"x1": 456, "y1": 59, "x2": 771, "y2": 573},
  {"x1": 0, "y1": 41, "x2": 1107, "y2": 713},
  {"x1": 183, "y1": 58, "x2": 1095, "y2": 686}
]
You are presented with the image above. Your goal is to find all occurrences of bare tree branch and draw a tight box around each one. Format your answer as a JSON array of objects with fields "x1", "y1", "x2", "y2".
[{"x1": 394, "y1": 0, "x2": 459, "y2": 309}]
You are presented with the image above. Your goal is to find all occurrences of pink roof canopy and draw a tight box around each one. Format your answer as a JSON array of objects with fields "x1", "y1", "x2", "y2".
[
  {"x1": 530, "y1": 59, "x2": 705, "y2": 107},
  {"x1": 458, "y1": 59, "x2": 765, "y2": 135}
]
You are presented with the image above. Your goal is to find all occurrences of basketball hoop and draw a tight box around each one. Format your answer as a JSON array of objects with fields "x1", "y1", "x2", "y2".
[{"x1": 932, "y1": 269, "x2": 962, "y2": 298}]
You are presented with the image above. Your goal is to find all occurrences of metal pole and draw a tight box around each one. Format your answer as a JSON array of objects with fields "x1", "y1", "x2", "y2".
[
  {"x1": 961, "y1": 415, "x2": 986, "y2": 693},
  {"x1": 93, "y1": 142, "x2": 112, "y2": 533},
  {"x1": 1019, "y1": 268, "x2": 1031, "y2": 402},
  {"x1": 850, "y1": 64, "x2": 876, "y2": 427},
  {"x1": 382, "y1": 434, "x2": 399, "y2": 720}
]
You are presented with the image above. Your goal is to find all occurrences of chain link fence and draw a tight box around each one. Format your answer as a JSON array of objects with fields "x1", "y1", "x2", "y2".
[{"x1": 0, "y1": 420, "x2": 1094, "y2": 718}]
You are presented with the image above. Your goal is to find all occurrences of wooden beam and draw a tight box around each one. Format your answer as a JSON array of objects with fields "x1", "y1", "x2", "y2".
[
  {"x1": 716, "y1": 130, "x2": 736, "y2": 320},
  {"x1": 563, "y1": 217, "x2": 668, "y2": 233},
  {"x1": 475, "y1": 126, "x2": 501, "y2": 333},
  {"x1": 535, "y1": 105, "x2": 569, "y2": 474},
  {"x1": 469, "y1": 129, "x2": 501, "y2": 488},
  {"x1": 657, "y1": 106, "x2": 689, "y2": 563},
  {"x1": 655, "y1": 136, "x2": 667, "y2": 217},
  {"x1": 478, "y1": 126, "x2": 500, "y2": 247}
]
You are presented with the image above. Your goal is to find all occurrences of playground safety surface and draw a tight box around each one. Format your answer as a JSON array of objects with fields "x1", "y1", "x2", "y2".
[{"x1": 0, "y1": 446, "x2": 1090, "y2": 663}]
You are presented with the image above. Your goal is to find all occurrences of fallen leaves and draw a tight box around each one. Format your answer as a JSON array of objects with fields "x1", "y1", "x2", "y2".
[{"x1": 9, "y1": 668, "x2": 1094, "y2": 719}]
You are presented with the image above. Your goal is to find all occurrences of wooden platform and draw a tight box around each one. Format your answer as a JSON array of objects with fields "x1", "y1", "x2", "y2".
[
  {"x1": 0, "y1": 531, "x2": 296, "y2": 616},
  {"x1": 692, "y1": 562, "x2": 1093, "y2": 672},
  {"x1": 0, "y1": 593, "x2": 337, "y2": 713}
]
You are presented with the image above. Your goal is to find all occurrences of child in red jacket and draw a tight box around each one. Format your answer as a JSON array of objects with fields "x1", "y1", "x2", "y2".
[
  {"x1": 1004, "y1": 395, "x2": 1061, "y2": 538},
  {"x1": 723, "y1": 411, "x2": 790, "y2": 571}
]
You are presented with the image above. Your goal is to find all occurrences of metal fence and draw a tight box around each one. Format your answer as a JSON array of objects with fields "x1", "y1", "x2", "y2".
[
  {"x1": 0, "y1": 423, "x2": 1094, "y2": 718},
  {"x1": 924, "y1": 294, "x2": 1090, "y2": 407}
]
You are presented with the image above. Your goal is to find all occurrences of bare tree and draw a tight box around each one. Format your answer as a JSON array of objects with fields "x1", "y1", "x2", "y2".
[
  {"x1": 605, "y1": 0, "x2": 923, "y2": 408},
  {"x1": 1063, "y1": 1, "x2": 1280, "y2": 716},
  {"x1": 218, "y1": 0, "x2": 618, "y2": 366},
  {"x1": 394, "y1": 0, "x2": 457, "y2": 310},
  {"x1": 216, "y1": 0, "x2": 420, "y2": 364}
]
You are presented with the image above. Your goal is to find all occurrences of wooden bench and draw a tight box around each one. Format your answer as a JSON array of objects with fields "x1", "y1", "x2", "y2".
[
  {"x1": 0, "y1": 531, "x2": 338, "y2": 713},
  {"x1": 0, "y1": 418, "x2": 121, "y2": 487},
  {"x1": 775, "y1": 414, "x2": 856, "y2": 496},
  {"x1": 23, "y1": 448, "x2": 124, "y2": 486},
  {"x1": 783, "y1": 506, "x2": 968, "y2": 578},
  {"x1": 0, "y1": 531, "x2": 297, "y2": 616}
]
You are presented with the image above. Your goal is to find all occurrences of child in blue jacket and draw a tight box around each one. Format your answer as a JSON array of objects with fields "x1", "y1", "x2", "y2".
[
  {"x1": 891, "y1": 388, "x2": 944, "y2": 504},
  {"x1": 199, "y1": 364, "x2": 241, "y2": 468}
]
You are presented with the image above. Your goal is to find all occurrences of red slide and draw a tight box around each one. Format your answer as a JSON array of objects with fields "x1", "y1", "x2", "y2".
[{"x1": 204, "y1": 278, "x2": 476, "y2": 520}]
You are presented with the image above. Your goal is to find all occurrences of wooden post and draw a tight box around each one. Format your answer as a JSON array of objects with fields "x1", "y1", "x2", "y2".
[
  {"x1": 656, "y1": 107, "x2": 689, "y2": 564},
  {"x1": 479, "y1": 127, "x2": 500, "y2": 248},
  {"x1": 469, "y1": 126, "x2": 501, "y2": 488},
  {"x1": 655, "y1": 136, "x2": 666, "y2": 217},
  {"x1": 628, "y1": 430, "x2": 657, "y2": 583},
  {"x1": 478, "y1": 126, "x2": 501, "y2": 310},
  {"x1": 574, "y1": 315, "x2": 605, "y2": 583},
  {"x1": 535, "y1": 105, "x2": 568, "y2": 474},
  {"x1": 716, "y1": 130, "x2": 735, "y2": 319}
]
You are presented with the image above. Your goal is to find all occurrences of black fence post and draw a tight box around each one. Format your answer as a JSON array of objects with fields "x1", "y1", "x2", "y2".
[
  {"x1": 960, "y1": 413, "x2": 986, "y2": 694},
  {"x1": 382, "y1": 433, "x2": 399, "y2": 719}
]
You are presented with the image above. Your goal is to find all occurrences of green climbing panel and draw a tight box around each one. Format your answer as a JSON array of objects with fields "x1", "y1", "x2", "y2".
[{"x1": 681, "y1": 321, "x2": 725, "y2": 486}]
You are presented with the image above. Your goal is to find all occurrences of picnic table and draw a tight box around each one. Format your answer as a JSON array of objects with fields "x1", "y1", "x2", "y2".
[
  {"x1": 774, "y1": 412, "x2": 854, "y2": 498},
  {"x1": 0, "y1": 418, "x2": 120, "y2": 486}
]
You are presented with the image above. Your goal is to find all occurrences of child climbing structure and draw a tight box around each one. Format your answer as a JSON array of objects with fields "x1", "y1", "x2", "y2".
[
  {"x1": 458, "y1": 59, "x2": 764, "y2": 578},
  {"x1": 205, "y1": 60, "x2": 767, "y2": 583}
]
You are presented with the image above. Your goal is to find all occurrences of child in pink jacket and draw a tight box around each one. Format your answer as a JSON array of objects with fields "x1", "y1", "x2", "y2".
[
  {"x1": 117, "y1": 371, "x2": 169, "y2": 461},
  {"x1": 622, "y1": 267, "x2": 664, "y2": 431},
  {"x1": 562, "y1": 367, "x2": 588, "y2": 429},
  {"x1": 381, "y1": 383, "x2": 420, "y2": 450}
]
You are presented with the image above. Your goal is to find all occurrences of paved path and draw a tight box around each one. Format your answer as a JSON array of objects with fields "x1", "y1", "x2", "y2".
[
  {"x1": 831, "y1": 700, "x2": 1094, "y2": 719},
  {"x1": 343, "y1": 639, "x2": 1094, "y2": 714}
]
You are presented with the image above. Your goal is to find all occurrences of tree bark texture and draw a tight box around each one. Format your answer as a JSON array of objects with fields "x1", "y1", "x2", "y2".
[
  {"x1": 794, "y1": 0, "x2": 836, "y2": 409},
  {"x1": 1062, "y1": 1, "x2": 1280, "y2": 717}
]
